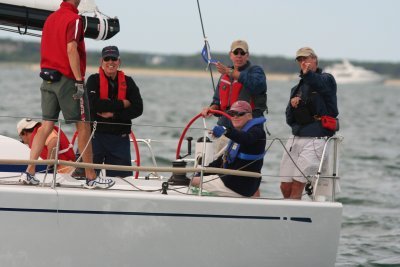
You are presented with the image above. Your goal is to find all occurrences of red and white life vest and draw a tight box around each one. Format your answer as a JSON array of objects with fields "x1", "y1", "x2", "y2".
[
  {"x1": 30, "y1": 126, "x2": 76, "y2": 161},
  {"x1": 218, "y1": 74, "x2": 254, "y2": 111},
  {"x1": 99, "y1": 67, "x2": 127, "y2": 100}
]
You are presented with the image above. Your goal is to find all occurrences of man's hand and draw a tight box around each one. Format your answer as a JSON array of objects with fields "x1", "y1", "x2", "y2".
[
  {"x1": 216, "y1": 62, "x2": 232, "y2": 76},
  {"x1": 201, "y1": 104, "x2": 219, "y2": 117},
  {"x1": 290, "y1": 96, "x2": 302, "y2": 108},
  {"x1": 73, "y1": 80, "x2": 85, "y2": 100},
  {"x1": 97, "y1": 112, "x2": 114, "y2": 118},
  {"x1": 300, "y1": 61, "x2": 311, "y2": 74},
  {"x1": 122, "y1": 99, "x2": 131, "y2": 108},
  {"x1": 211, "y1": 125, "x2": 226, "y2": 138}
]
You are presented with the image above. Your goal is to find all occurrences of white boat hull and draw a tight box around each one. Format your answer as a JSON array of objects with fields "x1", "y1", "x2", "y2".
[{"x1": 0, "y1": 178, "x2": 342, "y2": 267}]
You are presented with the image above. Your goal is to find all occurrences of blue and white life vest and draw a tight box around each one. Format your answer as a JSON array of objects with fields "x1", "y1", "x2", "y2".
[{"x1": 225, "y1": 117, "x2": 266, "y2": 165}]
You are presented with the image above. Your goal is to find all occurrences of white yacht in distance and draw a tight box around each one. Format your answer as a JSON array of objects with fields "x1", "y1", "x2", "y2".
[{"x1": 324, "y1": 59, "x2": 385, "y2": 84}]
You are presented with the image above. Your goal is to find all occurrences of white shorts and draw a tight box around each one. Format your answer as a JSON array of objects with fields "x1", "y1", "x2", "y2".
[
  {"x1": 279, "y1": 136, "x2": 328, "y2": 183},
  {"x1": 199, "y1": 175, "x2": 242, "y2": 197}
]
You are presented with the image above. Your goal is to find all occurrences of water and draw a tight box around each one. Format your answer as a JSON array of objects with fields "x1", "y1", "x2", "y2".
[{"x1": 1, "y1": 64, "x2": 400, "y2": 266}]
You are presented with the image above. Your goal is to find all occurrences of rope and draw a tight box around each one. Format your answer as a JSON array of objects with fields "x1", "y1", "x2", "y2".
[
  {"x1": 74, "y1": 121, "x2": 97, "y2": 163},
  {"x1": 196, "y1": 0, "x2": 216, "y2": 92}
]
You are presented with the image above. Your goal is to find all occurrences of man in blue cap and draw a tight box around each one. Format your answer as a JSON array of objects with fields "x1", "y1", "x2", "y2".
[{"x1": 86, "y1": 46, "x2": 143, "y2": 177}]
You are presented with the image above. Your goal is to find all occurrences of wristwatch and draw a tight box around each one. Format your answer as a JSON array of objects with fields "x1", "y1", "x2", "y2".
[{"x1": 228, "y1": 68, "x2": 234, "y2": 76}]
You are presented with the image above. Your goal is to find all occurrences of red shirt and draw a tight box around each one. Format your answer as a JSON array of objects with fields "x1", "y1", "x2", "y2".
[{"x1": 40, "y1": 2, "x2": 86, "y2": 80}]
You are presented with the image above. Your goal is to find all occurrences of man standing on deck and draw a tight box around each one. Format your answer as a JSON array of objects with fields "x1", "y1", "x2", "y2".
[
  {"x1": 21, "y1": 0, "x2": 115, "y2": 189},
  {"x1": 279, "y1": 47, "x2": 339, "y2": 199},
  {"x1": 201, "y1": 40, "x2": 267, "y2": 125},
  {"x1": 201, "y1": 40, "x2": 267, "y2": 154},
  {"x1": 87, "y1": 46, "x2": 143, "y2": 177}
]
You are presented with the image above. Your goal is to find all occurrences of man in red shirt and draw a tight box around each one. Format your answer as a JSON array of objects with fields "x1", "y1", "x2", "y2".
[{"x1": 22, "y1": 0, "x2": 114, "y2": 189}]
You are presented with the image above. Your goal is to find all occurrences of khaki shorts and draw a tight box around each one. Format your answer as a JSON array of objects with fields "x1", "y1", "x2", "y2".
[
  {"x1": 279, "y1": 136, "x2": 328, "y2": 183},
  {"x1": 40, "y1": 75, "x2": 90, "y2": 123}
]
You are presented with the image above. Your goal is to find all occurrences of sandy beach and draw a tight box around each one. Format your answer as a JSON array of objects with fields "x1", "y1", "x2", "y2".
[{"x1": 7, "y1": 62, "x2": 400, "y2": 84}]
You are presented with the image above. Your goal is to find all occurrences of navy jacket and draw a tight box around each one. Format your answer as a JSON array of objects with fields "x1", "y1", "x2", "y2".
[
  {"x1": 211, "y1": 61, "x2": 267, "y2": 127},
  {"x1": 286, "y1": 68, "x2": 338, "y2": 137},
  {"x1": 207, "y1": 121, "x2": 266, "y2": 197}
]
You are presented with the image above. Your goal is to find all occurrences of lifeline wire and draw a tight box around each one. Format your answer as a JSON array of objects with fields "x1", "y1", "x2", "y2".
[{"x1": 196, "y1": 0, "x2": 216, "y2": 92}]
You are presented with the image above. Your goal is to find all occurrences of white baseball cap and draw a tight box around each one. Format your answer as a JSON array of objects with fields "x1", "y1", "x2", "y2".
[{"x1": 17, "y1": 118, "x2": 40, "y2": 135}]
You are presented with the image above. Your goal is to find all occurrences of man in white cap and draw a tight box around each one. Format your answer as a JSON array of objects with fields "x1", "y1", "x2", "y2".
[
  {"x1": 279, "y1": 47, "x2": 339, "y2": 199},
  {"x1": 192, "y1": 100, "x2": 266, "y2": 197},
  {"x1": 17, "y1": 118, "x2": 76, "y2": 180}
]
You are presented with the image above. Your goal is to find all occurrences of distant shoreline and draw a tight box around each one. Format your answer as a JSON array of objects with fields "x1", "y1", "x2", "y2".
[
  {"x1": 17, "y1": 62, "x2": 294, "y2": 81},
  {"x1": 3, "y1": 62, "x2": 400, "y2": 85}
]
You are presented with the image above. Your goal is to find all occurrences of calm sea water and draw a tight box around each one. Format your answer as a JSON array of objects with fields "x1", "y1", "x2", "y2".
[{"x1": 1, "y1": 64, "x2": 399, "y2": 266}]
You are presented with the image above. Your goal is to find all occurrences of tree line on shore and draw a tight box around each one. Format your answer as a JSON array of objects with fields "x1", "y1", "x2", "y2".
[{"x1": 1, "y1": 38, "x2": 399, "y2": 78}]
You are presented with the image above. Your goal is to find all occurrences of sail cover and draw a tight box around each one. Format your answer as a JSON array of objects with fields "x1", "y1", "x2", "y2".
[
  {"x1": 0, "y1": 0, "x2": 119, "y2": 40},
  {"x1": 0, "y1": 0, "x2": 97, "y2": 13}
]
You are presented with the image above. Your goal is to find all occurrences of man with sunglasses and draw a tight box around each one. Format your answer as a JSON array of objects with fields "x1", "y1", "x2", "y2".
[
  {"x1": 201, "y1": 40, "x2": 267, "y2": 154},
  {"x1": 192, "y1": 101, "x2": 266, "y2": 197},
  {"x1": 86, "y1": 46, "x2": 143, "y2": 178},
  {"x1": 202, "y1": 39, "x2": 267, "y2": 123},
  {"x1": 279, "y1": 47, "x2": 338, "y2": 200},
  {"x1": 22, "y1": 0, "x2": 105, "y2": 188}
]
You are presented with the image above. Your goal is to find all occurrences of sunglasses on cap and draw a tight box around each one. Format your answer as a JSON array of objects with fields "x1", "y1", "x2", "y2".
[
  {"x1": 232, "y1": 49, "x2": 247, "y2": 56},
  {"x1": 103, "y1": 56, "x2": 119, "y2": 62},
  {"x1": 227, "y1": 111, "x2": 249, "y2": 117}
]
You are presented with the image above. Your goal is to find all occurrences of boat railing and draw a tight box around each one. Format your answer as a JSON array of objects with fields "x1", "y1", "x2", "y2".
[
  {"x1": 134, "y1": 138, "x2": 161, "y2": 179},
  {"x1": 311, "y1": 135, "x2": 343, "y2": 202},
  {"x1": 0, "y1": 116, "x2": 343, "y2": 202}
]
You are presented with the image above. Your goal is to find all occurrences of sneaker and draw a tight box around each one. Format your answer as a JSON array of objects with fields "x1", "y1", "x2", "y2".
[
  {"x1": 84, "y1": 177, "x2": 115, "y2": 189},
  {"x1": 20, "y1": 172, "x2": 40, "y2": 185}
]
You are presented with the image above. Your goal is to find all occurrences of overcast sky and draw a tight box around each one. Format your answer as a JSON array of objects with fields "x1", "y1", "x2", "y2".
[{"x1": 1, "y1": 0, "x2": 399, "y2": 62}]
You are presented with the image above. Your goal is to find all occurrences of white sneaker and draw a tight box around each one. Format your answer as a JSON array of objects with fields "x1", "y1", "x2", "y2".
[
  {"x1": 84, "y1": 177, "x2": 115, "y2": 189},
  {"x1": 20, "y1": 172, "x2": 40, "y2": 185}
]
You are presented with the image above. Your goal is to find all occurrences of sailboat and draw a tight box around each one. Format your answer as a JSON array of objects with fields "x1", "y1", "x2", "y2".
[{"x1": 0, "y1": 1, "x2": 343, "y2": 267}]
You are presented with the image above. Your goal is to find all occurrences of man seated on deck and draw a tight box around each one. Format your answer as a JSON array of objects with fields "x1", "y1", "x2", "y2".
[
  {"x1": 17, "y1": 118, "x2": 76, "y2": 176},
  {"x1": 191, "y1": 101, "x2": 266, "y2": 197}
]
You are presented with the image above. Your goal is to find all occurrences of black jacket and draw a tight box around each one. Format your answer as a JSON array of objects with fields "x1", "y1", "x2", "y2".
[
  {"x1": 286, "y1": 68, "x2": 338, "y2": 137},
  {"x1": 87, "y1": 72, "x2": 143, "y2": 134}
]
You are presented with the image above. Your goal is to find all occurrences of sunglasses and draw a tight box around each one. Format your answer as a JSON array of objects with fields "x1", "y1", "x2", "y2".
[
  {"x1": 227, "y1": 111, "x2": 249, "y2": 117},
  {"x1": 232, "y1": 50, "x2": 247, "y2": 56},
  {"x1": 296, "y1": 55, "x2": 314, "y2": 62},
  {"x1": 103, "y1": 56, "x2": 119, "y2": 62}
]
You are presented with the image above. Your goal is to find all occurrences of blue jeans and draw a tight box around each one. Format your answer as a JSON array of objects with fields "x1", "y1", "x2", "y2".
[{"x1": 92, "y1": 132, "x2": 132, "y2": 177}]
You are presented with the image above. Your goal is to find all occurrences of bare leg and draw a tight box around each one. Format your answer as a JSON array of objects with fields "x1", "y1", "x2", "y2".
[
  {"x1": 26, "y1": 121, "x2": 54, "y2": 174},
  {"x1": 280, "y1": 182, "x2": 292, "y2": 199},
  {"x1": 75, "y1": 121, "x2": 96, "y2": 179},
  {"x1": 289, "y1": 180, "x2": 306, "y2": 199},
  {"x1": 253, "y1": 189, "x2": 260, "y2": 198}
]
